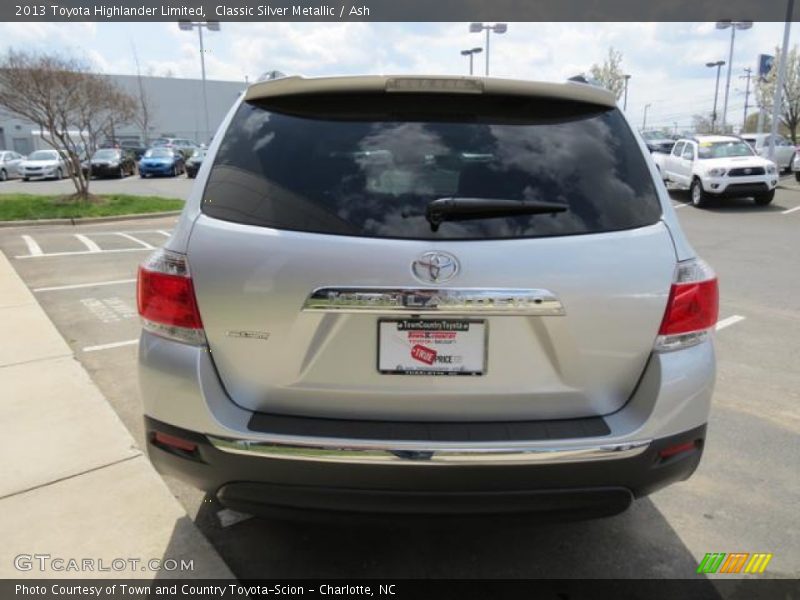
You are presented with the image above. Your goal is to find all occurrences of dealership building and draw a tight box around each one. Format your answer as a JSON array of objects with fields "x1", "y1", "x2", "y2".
[{"x1": 0, "y1": 73, "x2": 246, "y2": 155}]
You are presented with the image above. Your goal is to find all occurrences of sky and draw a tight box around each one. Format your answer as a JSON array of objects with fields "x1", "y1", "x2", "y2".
[{"x1": 0, "y1": 21, "x2": 793, "y2": 132}]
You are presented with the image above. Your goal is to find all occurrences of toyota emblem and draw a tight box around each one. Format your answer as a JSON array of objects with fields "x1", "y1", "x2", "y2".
[{"x1": 411, "y1": 251, "x2": 459, "y2": 283}]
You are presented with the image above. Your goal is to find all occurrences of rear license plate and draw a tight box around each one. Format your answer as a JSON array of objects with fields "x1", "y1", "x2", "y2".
[{"x1": 378, "y1": 319, "x2": 486, "y2": 375}]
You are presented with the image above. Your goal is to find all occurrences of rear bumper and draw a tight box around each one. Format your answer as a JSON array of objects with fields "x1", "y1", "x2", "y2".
[
  {"x1": 139, "y1": 163, "x2": 175, "y2": 175},
  {"x1": 145, "y1": 415, "x2": 705, "y2": 516}
]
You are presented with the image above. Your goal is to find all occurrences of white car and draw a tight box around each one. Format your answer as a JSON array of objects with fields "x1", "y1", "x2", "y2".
[
  {"x1": 659, "y1": 135, "x2": 778, "y2": 207},
  {"x1": 20, "y1": 149, "x2": 69, "y2": 181},
  {"x1": 791, "y1": 153, "x2": 800, "y2": 182},
  {"x1": 741, "y1": 133, "x2": 796, "y2": 172},
  {"x1": 0, "y1": 150, "x2": 25, "y2": 181}
]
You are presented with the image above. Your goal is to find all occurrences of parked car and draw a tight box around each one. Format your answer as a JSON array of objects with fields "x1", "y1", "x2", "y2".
[
  {"x1": 19, "y1": 149, "x2": 69, "y2": 181},
  {"x1": 150, "y1": 137, "x2": 197, "y2": 159},
  {"x1": 82, "y1": 148, "x2": 137, "y2": 179},
  {"x1": 641, "y1": 130, "x2": 676, "y2": 154},
  {"x1": 122, "y1": 143, "x2": 148, "y2": 160},
  {"x1": 740, "y1": 133, "x2": 796, "y2": 172},
  {"x1": 0, "y1": 150, "x2": 25, "y2": 181},
  {"x1": 138, "y1": 75, "x2": 718, "y2": 519},
  {"x1": 138, "y1": 148, "x2": 185, "y2": 178},
  {"x1": 184, "y1": 148, "x2": 207, "y2": 178},
  {"x1": 659, "y1": 135, "x2": 778, "y2": 207},
  {"x1": 792, "y1": 154, "x2": 800, "y2": 182}
]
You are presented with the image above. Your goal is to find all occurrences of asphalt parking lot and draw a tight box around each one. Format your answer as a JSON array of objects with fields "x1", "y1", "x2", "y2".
[
  {"x1": 0, "y1": 172, "x2": 194, "y2": 199},
  {"x1": 1, "y1": 175, "x2": 799, "y2": 581}
]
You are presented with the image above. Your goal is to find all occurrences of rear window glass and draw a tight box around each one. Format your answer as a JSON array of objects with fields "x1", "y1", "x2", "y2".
[{"x1": 201, "y1": 93, "x2": 661, "y2": 240}]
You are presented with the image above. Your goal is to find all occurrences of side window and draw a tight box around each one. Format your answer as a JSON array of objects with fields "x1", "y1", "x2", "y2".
[
  {"x1": 682, "y1": 143, "x2": 695, "y2": 160},
  {"x1": 672, "y1": 142, "x2": 685, "y2": 157}
]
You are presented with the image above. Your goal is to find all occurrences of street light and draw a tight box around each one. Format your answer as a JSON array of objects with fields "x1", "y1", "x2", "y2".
[
  {"x1": 460, "y1": 47, "x2": 483, "y2": 76},
  {"x1": 706, "y1": 60, "x2": 725, "y2": 133},
  {"x1": 642, "y1": 103, "x2": 651, "y2": 131},
  {"x1": 178, "y1": 20, "x2": 221, "y2": 143},
  {"x1": 469, "y1": 22, "x2": 507, "y2": 76},
  {"x1": 716, "y1": 20, "x2": 752, "y2": 132},
  {"x1": 623, "y1": 74, "x2": 631, "y2": 110}
]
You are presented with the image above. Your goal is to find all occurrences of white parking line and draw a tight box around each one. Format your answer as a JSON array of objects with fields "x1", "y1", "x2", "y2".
[
  {"x1": 74, "y1": 234, "x2": 102, "y2": 253},
  {"x1": 16, "y1": 247, "x2": 149, "y2": 259},
  {"x1": 83, "y1": 339, "x2": 139, "y2": 353},
  {"x1": 21, "y1": 235, "x2": 43, "y2": 256},
  {"x1": 781, "y1": 205, "x2": 800, "y2": 215},
  {"x1": 672, "y1": 203, "x2": 689, "y2": 210},
  {"x1": 33, "y1": 278, "x2": 136, "y2": 292},
  {"x1": 115, "y1": 232, "x2": 155, "y2": 249},
  {"x1": 157, "y1": 230, "x2": 171, "y2": 237},
  {"x1": 716, "y1": 315, "x2": 746, "y2": 331}
]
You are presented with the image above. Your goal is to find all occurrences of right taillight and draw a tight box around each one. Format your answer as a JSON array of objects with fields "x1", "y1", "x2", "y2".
[
  {"x1": 137, "y1": 248, "x2": 206, "y2": 345},
  {"x1": 655, "y1": 258, "x2": 719, "y2": 352}
]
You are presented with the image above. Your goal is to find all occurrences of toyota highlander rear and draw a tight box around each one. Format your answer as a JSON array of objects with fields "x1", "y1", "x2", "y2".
[{"x1": 138, "y1": 75, "x2": 717, "y2": 518}]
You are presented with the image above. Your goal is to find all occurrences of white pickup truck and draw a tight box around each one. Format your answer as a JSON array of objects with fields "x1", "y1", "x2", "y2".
[{"x1": 652, "y1": 135, "x2": 778, "y2": 207}]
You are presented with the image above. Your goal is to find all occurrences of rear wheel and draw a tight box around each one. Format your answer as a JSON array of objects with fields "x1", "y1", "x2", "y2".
[
  {"x1": 171, "y1": 165, "x2": 177, "y2": 177},
  {"x1": 0, "y1": 169, "x2": 7, "y2": 182},
  {"x1": 690, "y1": 178, "x2": 709, "y2": 208},
  {"x1": 754, "y1": 190, "x2": 775, "y2": 206},
  {"x1": 117, "y1": 166, "x2": 124, "y2": 178},
  {"x1": 56, "y1": 168, "x2": 63, "y2": 180}
]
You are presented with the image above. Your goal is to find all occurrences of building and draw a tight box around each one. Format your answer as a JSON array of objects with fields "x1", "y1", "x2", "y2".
[{"x1": 0, "y1": 73, "x2": 246, "y2": 154}]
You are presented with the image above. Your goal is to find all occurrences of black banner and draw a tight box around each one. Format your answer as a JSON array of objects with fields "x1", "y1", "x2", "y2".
[
  {"x1": 2, "y1": 579, "x2": 799, "y2": 600},
  {"x1": 2, "y1": 0, "x2": 796, "y2": 22}
]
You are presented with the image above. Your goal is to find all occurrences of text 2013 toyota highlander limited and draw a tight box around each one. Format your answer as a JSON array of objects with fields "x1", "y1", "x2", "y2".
[{"x1": 138, "y1": 75, "x2": 718, "y2": 518}]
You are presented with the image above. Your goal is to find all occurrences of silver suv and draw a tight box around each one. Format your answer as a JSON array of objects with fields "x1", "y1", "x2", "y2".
[{"x1": 137, "y1": 75, "x2": 718, "y2": 518}]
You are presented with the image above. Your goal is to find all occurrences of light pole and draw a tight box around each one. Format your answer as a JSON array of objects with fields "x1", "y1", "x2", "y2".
[
  {"x1": 706, "y1": 60, "x2": 726, "y2": 133},
  {"x1": 741, "y1": 67, "x2": 753, "y2": 132},
  {"x1": 469, "y1": 22, "x2": 507, "y2": 76},
  {"x1": 716, "y1": 20, "x2": 753, "y2": 132},
  {"x1": 642, "y1": 104, "x2": 651, "y2": 131},
  {"x1": 178, "y1": 20, "x2": 221, "y2": 143},
  {"x1": 460, "y1": 47, "x2": 483, "y2": 76},
  {"x1": 623, "y1": 74, "x2": 631, "y2": 110}
]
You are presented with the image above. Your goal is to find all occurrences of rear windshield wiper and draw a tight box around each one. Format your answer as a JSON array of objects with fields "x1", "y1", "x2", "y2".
[{"x1": 425, "y1": 197, "x2": 568, "y2": 231}]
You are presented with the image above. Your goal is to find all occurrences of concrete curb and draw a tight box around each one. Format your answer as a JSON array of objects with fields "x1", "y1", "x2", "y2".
[
  {"x1": 0, "y1": 210, "x2": 182, "y2": 228},
  {"x1": 0, "y1": 250, "x2": 234, "y2": 579}
]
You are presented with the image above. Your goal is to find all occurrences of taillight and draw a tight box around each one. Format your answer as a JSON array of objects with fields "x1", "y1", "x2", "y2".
[
  {"x1": 137, "y1": 248, "x2": 206, "y2": 345},
  {"x1": 655, "y1": 258, "x2": 718, "y2": 352}
]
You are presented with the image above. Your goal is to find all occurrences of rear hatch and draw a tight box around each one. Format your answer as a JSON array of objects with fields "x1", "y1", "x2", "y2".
[{"x1": 188, "y1": 83, "x2": 676, "y2": 421}]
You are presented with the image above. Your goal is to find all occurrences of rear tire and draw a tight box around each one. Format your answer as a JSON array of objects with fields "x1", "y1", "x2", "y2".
[
  {"x1": 56, "y1": 168, "x2": 63, "y2": 180},
  {"x1": 0, "y1": 169, "x2": 7, "y2": 182},
  {"x1": 690, "y1": 178, "x2": 709, "y2": 208},
  {"x1": 754, "y1": 190, "x2": 775, "y2": 206},
  {"x1": 171, "y1": 166, "x2": 177, "y2": 177}
]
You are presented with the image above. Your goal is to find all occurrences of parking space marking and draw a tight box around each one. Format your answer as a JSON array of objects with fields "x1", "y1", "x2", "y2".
[
  {"x1": 82, "y1": 339, "x2": 138, "y2": 353},
  {"x1": 21, "y1": 235, "x2": 43, "y2": 256},
  {"x1": 672, "y1": 203, "x2": 689, "y2": 210},
  {"x1": 115, "y1": 232, "x2": 155, "y2": 249},
  {"x1": 33, "y1": 278, "x2": 136, "y2": 292},
  {"x1": 781, "y1": 205, "x2": 800, "y2": 215},
  {"x1": 157, "y1": 230, "x2": 171, "y2": 237},
  {"x1": 16, "y1": 247, "x2": 149, "y2": 259},
  {"x1": 716, "y1": 315, "x2": 746, "y2": 331},
  {"x1": 74, "y1": 234, "x2": 102, "y2": 253}
]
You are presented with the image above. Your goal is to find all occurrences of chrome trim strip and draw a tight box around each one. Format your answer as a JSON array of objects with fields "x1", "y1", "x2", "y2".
[
  {"x1": 207, "y1": 435, "x2": 650, "y2": 465},
  {"x1": 302, "y1": 287, "x2": 565, "y2": 316}
]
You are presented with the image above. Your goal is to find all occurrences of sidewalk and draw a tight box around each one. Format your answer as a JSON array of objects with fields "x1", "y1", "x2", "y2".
[{"x1": 0, "y1": 250, "x2": 233, "y2": 579}]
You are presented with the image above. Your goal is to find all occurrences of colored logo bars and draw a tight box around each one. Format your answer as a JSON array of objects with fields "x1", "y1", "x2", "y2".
[{"x1": 697, "y1": 552, "x2": 773, "y2": 574}]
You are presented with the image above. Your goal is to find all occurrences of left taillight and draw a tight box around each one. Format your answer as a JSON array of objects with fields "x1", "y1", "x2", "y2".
[{"x1": 137, "y1": 248, "x2": 206, "y2": 345}]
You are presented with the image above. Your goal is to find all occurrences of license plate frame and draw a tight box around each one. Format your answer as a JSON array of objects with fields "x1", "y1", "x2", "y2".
[{"x1": 377, "y1": 318, "x2": 487, "y2": 376}]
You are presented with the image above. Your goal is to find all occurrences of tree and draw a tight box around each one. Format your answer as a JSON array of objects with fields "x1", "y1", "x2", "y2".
[
  {"x1": 0, "y1": 49, "x2": 136, "y2": 200},
  {"x1": 692, "y1": 114, "x2": 714, "y2": 134},
  {"x1": 131, "y1": 43, "x2": 156, "y2": 145},
  {"x1": 756, "y1": 45, "x2": 800, "y2": 143},
  {"x1": 589, "y1": 47, "x2": 626, "y2": 100}
]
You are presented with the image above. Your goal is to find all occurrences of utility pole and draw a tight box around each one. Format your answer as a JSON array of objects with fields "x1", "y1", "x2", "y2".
[
  {"x1": 642, "y1": 104, "x2": 651, "y2": 130},
  {"x1": 623, "y1": 74, "x2": 631, "y2": 110},
  {"x1": 741, "y1": 67, "x2": 753, "y2": 132},
  {"x1": 768, "y1": 0, "x2": 794, "y2": 161}
]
